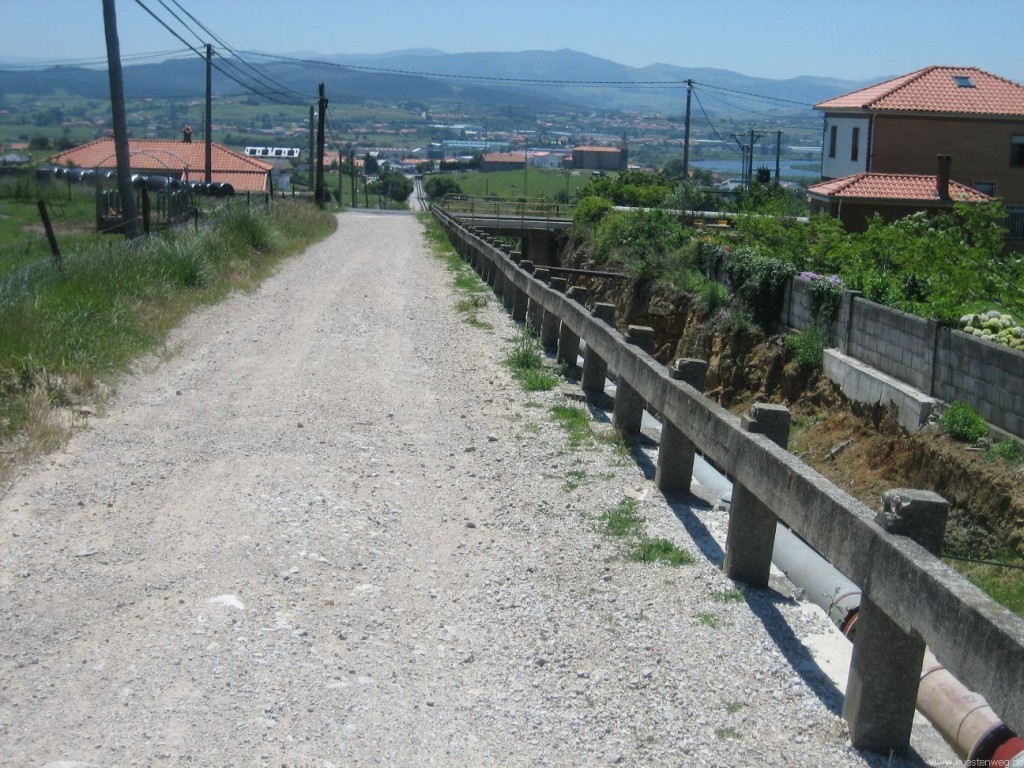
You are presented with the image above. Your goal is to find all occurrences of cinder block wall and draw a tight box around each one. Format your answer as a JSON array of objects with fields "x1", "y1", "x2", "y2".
[
  {"x1": 781, "y1": 279, "x2": 1024, "y2": 438},
  {"x1": 935, "y1": 329, "x2": 1024, "y2": 437}
]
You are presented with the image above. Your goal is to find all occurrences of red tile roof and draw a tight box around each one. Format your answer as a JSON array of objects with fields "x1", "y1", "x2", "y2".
[
  {"x1": 815, "y1": 66, "x2": 1024, "y2": 116},
  {"x1": 482, "y1": 152, "x2": 526, "y2": 163},
  {"x1": 49, "y1": 138, "x2": 273, "y2": 191},
  {"x1": 808, "y1": 172, "x2": 992, "y2": 202}
]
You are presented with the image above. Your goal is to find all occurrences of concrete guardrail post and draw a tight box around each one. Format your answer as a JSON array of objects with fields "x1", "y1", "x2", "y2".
[
  {"x1": 540, "y1": 308, "x2": 560, "y2": 352},
  {"x1": 557, "y1": 287, "x2": 587, "y2": 376},
  {"x1": 723, "y1": 403, "x2": 791, "y2": 588},
  {"x1": 512, "y1": 281, "x2": 529, "y2": 323},
  {"x1": 844, "y1": 488, "x2": 949, "y2": 755},
  {"x1": 655, "y1": 358, "x2": 709, "y2": 494},
  {"x1": 613, "y1": 326, "x2": 656, "y2": 442},
  {"x1": 511, "y1": 250, "x2": 523, "y2": 265},
  {"x1": 549, "y1": 276, "x2": 567, "y2": 293},
  {"x1": 582, "y1": 303, "x2": 616, "y2": 400}
]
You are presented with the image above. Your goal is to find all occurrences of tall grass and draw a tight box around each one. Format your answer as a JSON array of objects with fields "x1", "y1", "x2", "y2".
[{"x1": 0, "y1": 200, "x2": 335, "y2": 461}]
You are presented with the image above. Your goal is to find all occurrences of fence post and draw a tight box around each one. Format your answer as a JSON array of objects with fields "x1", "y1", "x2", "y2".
[
  {"x1": 723, "y1": 403, "x2": 791, "y2": 587},
  {"x1": 557, "y1": 287, "x2": 587, "y2": 376},
  {"x1": 844, "y1": 489, "x2": 949, "y2": 755},
  {"x1": 36, "y1": 200, "x2": 63, "y2": 271},
  {"x1": 612, "y1": 326, "x2": 655, "y2": 442},
  {"x1": 656, "y1": 358, "x2": 709, "y2": 494},
  {"x1": 582, "y1": 303, "x2": 616, "y2": 401}
]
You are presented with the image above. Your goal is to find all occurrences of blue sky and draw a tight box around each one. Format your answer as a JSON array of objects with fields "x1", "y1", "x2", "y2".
[{"x1": 2, "y1": 0, "x2": 1023, "y2": 83}]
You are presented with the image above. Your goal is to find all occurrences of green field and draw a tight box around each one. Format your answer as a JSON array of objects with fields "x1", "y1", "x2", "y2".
[{"x1": 443, "y1": 167, "x2": 596, "y2": 200}]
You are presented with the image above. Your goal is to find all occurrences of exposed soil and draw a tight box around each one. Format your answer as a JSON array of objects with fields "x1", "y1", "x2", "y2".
[{"x1": 565, "y1": 256, "x2": 1024, "y2": 558}]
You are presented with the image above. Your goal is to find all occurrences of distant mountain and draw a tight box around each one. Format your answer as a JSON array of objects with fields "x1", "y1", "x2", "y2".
[
  {"x1": 323, "y1": 49, "x2": 874, "y2": 113},
  {"x1": 0, "y1": 48, "x2": 873, "y2": 115}
]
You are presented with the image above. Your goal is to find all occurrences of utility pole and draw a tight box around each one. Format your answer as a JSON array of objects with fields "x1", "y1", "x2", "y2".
[
  {"x1": 682, "y1": 79, "x2": 693, "y2": 180},
  {"x1": 308, "y1": 105, "x2": 314, "y2": 195},
  {"x1": 747, "y1": 128, "x2": 756, "y2": 188},
  {"x1": 204, "y1": 43, "x2": 212, "y2": 184},
  {"x1": 349, "y1": 146, "x2": 356, "y2": 208},
  {"x1": 315, "y1": 82, "x2": 327, "y2": 207},
  {"x1": 337, "y1": 150, "x2": 343, "y2": 207},
  {"x1": 102, "y1": 0, "x2": 140, "y2": 239},
  {"x1": 775, "y1": 130, "x2": 783, "y2": 184}
]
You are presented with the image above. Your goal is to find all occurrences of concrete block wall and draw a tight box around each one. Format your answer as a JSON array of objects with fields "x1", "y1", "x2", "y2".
[
  {"x1": 435, "y1": 208, "x2": 1024, "y2": 739},
  {"x1": 783, "y1": 280, "x2": 1024, "y2": 439},
  {"x1": 935, "y1": 328, "x2": 1024, "y2": 438},
  {"x1": 844, "y1": 299, "x2": 934, "y2": 394}
]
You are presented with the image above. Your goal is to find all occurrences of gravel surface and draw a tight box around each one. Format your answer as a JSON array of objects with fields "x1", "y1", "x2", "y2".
[{"x1": 1, "y1": 211, "x2": 941, "y2": 767}]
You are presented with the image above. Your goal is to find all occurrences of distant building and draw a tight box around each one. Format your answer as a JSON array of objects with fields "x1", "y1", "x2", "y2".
[
  {"x1": 481, "y1": 152, "x2": 526, "y2": 172},
  {"x1": 571, "y1": 144, "x2": 627, "y2": 171}
]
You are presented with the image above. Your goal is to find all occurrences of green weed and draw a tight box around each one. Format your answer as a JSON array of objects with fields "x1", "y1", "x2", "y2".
[
  {"x1": 551, "y1": 404, "x2": 592, "y2": 449},
  {"x1": 598, "y1": 498, "x2": 644, "y2": 538},
  {"x1": 695, "y1": 612, "x2": 719, "y2": 628},
  {"x1": 629, "y1": 538, "x2": 694, "y2": 566}
]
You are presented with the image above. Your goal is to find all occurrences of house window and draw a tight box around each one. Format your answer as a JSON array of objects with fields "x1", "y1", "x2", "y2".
[
  {"x1": 974, "y1": 180, "x2": 998, "y2": 196},
  {"x1": 829, "y1": 125, "x2": 837, "y2": 158},
  {"x1": 953, "y1": 75, "x2": 975, "y2": 88},
  {"x1": 1006, "y1": 206, "x2": 1024, "y2": 242},
  {"x1": 1013, "y1": 135, "x2": 1024, "y2": 167},
  {"x1": 851, "y1": 127, "x2": 860, "y2": 162}
]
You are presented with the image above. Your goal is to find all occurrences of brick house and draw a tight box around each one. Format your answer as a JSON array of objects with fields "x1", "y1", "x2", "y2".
[
  {"x1": 806, "y1": 166, "x2": 992, "y2": 231},
  {"x1": 814, "y1": 66, "x2": 1024, "y2": 241}
]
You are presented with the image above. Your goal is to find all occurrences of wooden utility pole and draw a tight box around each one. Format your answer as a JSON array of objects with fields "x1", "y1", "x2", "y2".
[
  {"x1": 349, "y1": 146, "x2": 356, "y2": 208},
  {"x1": 775, "y1": 130, "x2": 783, "y2": 183},
  {"x1": 102, "y1": 0, "x2": 140, "y2": 239},
  {"x1": 337, "y1": 150, "x2": 343, "y2": 207},
  {"x1": 308, "y1": 105, "x2": 315, "y2": 194},
  {"x1": 205, "y1": 43, "x2": 212, "y2": 184},
  {"x1": 315, "y1": 82, "x2": 327, "y2": 207},
  {"x1": 682, "y1": 79, "x2": 693, "y2": 180}
]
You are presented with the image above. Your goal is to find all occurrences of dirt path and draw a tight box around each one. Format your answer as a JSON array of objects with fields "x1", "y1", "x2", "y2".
[{"x1": 0, "y1": 211, "x2": 937, "y2": 767}]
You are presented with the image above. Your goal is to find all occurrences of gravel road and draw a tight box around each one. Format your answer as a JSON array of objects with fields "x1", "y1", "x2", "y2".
[{"x1": 1, "y1": 211, "x2": 940, "y2": 767}]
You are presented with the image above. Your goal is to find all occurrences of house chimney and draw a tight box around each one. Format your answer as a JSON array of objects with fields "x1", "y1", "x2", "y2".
[
  {"x1": 936, "y1": 154, "x2": 951, "y2": 201},
  {"x1": 183, "y1": 125, "x2": 193, "y2": 144}
]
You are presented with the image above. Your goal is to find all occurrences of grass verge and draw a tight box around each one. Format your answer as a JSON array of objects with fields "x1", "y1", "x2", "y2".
[
  {"x1": 419, "y1": 213, "x2": 492, "y2": 328},
  {"x1": 504, "y1": 331, "x2": 558, "y2": 391},
  {"x1": 0, "y1": 200, "x2": 336, "y2": 476}
]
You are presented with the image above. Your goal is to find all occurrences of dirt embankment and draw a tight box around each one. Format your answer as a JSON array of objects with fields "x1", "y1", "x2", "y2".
[{"x1": 569, "y1": 265, "x2": 1024, "y2": 558}]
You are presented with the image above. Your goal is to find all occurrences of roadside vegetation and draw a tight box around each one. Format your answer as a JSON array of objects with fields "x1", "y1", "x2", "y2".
[
  {"x1": 574, "y1": 175, "x2": 1018, "y2": 331},
  {"x1": 0, "y1": 191, "x2": 336, "y2": 475}
]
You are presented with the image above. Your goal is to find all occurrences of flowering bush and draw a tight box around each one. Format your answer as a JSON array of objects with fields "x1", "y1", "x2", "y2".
[{"x1": 960, "y1": 310, "x2": 1024, "y2": 351}]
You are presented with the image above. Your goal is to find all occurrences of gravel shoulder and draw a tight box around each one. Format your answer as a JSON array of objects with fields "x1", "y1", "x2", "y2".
[{"x1": 1, "y1": 211, "x2": 940, "y2": 767}]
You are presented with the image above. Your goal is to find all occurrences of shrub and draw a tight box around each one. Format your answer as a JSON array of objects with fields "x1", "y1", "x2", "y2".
[
  {"x1": 571, "y1": 196, "x2": 613, "y2": 235},
  {"x1": 785, "y1": 325, "x2": 829, "y2": 371},
  {"x1": 986, "y1": 439, "x2": 1022, "y2": 463},
  {"x1": 724, "y1": 248, "x2": 796, "y2": 327},
  {"x1": 939, "y1": 401, "x2": 988, "y2": 442},
  {"x1": 699, "y1": 281, "x2": 729, "y2": 314}
]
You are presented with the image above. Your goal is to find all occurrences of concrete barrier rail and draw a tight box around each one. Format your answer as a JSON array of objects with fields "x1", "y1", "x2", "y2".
[{"x1": 432, "y1": 207, "x2": 1024, "y2": 755}]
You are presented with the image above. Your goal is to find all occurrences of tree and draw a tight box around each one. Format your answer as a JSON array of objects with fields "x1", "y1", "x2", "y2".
[
  {"x1": 28, "y1": 135, "x2": 51, "y2": 151},
  {"x1": 367, "y1": 170, "x2": 413, "y2": 203},
  {"x1": 364, "y1": 153, "x2": 380, "y2": 176},
  {"x1": 424, "y1": 176, "x2": 462, "y2": 200}
]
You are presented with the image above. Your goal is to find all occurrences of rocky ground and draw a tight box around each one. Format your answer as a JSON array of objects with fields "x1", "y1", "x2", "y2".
[{"x1": 0, "y1": 211, "x2": 950, "y2": 767}]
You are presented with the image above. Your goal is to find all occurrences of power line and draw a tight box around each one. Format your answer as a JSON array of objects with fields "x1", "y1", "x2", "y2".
[
  {"x1": 244, "y1": 51, "x2": 689, "y2": 89},
  {"x1": 132, "y1": 0, "x2": 305, "y2": 105},
  {"x1": 0, "y1": 49, "x2": 192, "y2": 70},
  {"x1": 166, "y1": 0, "x2": 306, "y2": 102},
  {"x1": 690, "y1": 86, "x2": 737, "y2": 152}
]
